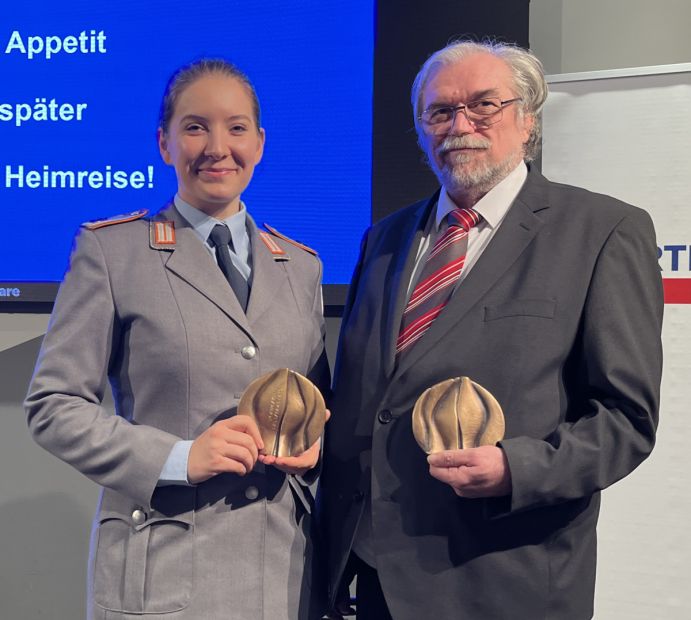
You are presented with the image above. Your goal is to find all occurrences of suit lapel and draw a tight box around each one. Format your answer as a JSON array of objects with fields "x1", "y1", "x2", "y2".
[
  {"x1": 382, "y1": 194, "x2": 438, "y2": 377},
  {"x1": 153, "y1": 203, "x2": 253, "y2": 337},
  {"x1": 393, "y1": 170, "x2": 550, "y2": 379}
]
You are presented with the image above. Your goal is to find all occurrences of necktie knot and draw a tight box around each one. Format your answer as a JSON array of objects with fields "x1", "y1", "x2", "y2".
[
  {"x1": 447, "y1": 207, "x2": 481, "y2": 232},
  {"x1": 209, "y1": 223, "x2": 232, "y2": 249}
]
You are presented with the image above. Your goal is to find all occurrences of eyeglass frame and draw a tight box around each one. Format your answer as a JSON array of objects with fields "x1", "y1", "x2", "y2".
[{"x1": 418, "y1": 97, "x2": 523, "y2": 134}]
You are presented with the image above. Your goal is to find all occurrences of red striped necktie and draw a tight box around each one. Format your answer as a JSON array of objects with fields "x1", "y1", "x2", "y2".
[{"x1": 396, "y1": 207, "x2": 481, "y2": 356}]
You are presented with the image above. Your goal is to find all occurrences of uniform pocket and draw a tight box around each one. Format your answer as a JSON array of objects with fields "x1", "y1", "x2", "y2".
[{"x1": 92, "y1": 488, "x2": 195, "y2": 614}]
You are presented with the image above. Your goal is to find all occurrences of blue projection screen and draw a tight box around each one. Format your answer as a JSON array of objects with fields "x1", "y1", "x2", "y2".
[{"x1": 1, "y1": 1, "x2": 373, "y2": 302}]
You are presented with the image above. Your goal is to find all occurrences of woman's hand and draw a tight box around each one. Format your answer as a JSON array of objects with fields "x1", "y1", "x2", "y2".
[
  {"x1": 259, "y1": 409, "x2": 330, "y2": 476},
  {"x1": 187, "y1": 415, "x2": 264, "y2": 484},
  {"x1": 259, "y1": 437, "x2": 322, "y2": 476}
]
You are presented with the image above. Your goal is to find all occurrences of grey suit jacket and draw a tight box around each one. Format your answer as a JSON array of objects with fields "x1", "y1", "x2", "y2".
[
  {"x1": 26, "y1": 203, "x2": 330, "y2": 620},
  {"x1": 320, "y1": 167, "x2": 663, "y2": 620}
]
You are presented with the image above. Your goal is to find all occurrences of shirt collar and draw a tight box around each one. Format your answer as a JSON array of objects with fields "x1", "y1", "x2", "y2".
[
  {"x1": 436, "y1": 161, "x2": 528, "y2": 231},
  {"x1": 173, "y1": 194, "x2": 248, "y2": 246}
]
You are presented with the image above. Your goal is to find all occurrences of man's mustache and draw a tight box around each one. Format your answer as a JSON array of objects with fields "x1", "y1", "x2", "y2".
[{"x1": 439, "y1": 136, "x2": 491, "y2": 155}]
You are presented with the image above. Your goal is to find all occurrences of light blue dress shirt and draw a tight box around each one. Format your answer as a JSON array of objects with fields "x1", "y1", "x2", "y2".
[{"x1": 174, "y1": 194, "x2": 252, "y2": 279}]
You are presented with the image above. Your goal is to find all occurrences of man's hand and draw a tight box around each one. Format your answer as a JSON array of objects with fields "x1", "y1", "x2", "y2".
[
  {"x1": 427, "y1": 445, "x2": 512, "y2": 498},
  {"x1": 187, "y1": 415, "x2": 264, "y2": 484},
  {"x1": 259, "y1": 409, "x2": 331, "y2": 476}
]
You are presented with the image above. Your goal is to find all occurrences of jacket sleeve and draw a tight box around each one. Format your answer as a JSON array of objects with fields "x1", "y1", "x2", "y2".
[
  {"x1": 306, "y1": 254, "x2": 332, "y2": 400},
  {"x1": 497, "y1": 210, "x2": 663, "y2": 515},
  {"x1": 298, "y1": 253, "x2": 332, "y2": 486},
  {"x1": 25, "y1": 228, "x2": 181, "y2": 509}
]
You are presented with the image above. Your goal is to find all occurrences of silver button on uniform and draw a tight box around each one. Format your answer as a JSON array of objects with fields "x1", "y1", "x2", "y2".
[
  {"x1": 132, "y1": 509, "x2": 147, "y2": 525},
  {"x1": 241, "y1": 345, "x2": 256, "y2": 360},
  {"x1": 245, "y1": 486, "x2": 259, "y2": 500}
]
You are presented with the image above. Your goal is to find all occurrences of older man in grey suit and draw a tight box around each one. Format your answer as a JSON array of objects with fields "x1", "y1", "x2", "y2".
[{"x1": 321, "y1": 41, "x2": 663, "y2": 620}]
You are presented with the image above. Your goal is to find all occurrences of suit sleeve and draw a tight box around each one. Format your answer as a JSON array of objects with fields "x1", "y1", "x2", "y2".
[
  {"x1": 25, "y1": 228, "x2": 181, "y2": 508},
  {"x1": 498, "y1": 210, "x2": 663, "y2": 515}
]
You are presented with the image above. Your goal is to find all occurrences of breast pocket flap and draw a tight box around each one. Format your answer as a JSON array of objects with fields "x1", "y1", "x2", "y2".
[{"x1": 484, "y1": 299, "x2": 556, "y2": 322}]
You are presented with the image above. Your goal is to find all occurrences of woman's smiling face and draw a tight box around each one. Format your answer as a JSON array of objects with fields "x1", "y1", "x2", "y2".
[{"x1": 158, "y1": 73, "x2": 265, "y2": 219}]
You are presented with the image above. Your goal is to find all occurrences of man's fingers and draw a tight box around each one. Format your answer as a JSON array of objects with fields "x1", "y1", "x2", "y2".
[
  {"x1": 428, "y1": 446, "x2": 511, "y2": 498},
  {"x1": 427, "y1": 450, "x2": 470, "y2": 468},
  {"x1": 430, "y1": 465, "x2": 465, "y2": 485}
]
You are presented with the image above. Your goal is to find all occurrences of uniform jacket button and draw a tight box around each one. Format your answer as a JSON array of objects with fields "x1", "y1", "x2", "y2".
[
  {"x1": 245, "y1": 485, "x2": 259, "y2": 500},
  {"x1": 131, "y1": 509, "x2": 147, "y2": 525},
  {"x1": 241, "y1": 345, "x2": 257, "y2": 360},
  {"x1": 378, "y1": 409, "x2": 393, "y2": 424}
]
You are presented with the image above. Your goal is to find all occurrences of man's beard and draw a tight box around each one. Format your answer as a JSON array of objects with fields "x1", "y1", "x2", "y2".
[{"x1": 428, "y1": 135, "x2": 521, "y2": 197}]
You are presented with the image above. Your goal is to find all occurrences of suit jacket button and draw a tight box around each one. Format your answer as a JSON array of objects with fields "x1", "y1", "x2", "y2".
[
  {"x1": 378, "y1": 409, "x2": 393, "y2": 424},
  {"x1": 241, "y1": 345, "x2": 257, "y2": 360},
  {"x1": 352, "y1": 490, "x2": 365, "y2": 502},
  {"x1": 245, "y1": 485, "x2": 259, "y2": 500},
  {"x1": 131, "y1": 509, "x2": 147, "y2": 525}
]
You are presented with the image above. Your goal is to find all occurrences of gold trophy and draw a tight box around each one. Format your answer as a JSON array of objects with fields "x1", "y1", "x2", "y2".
[
  {"x1": 412, "y1": 377, "x2": 505, "y2": 453},
  {"x1": 238, "y1": 368, "x2": 326, "y2": 457}
]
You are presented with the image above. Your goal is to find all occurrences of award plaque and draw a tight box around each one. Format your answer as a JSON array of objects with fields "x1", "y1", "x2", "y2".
[
  {"x1": 412, "y1": 377, "x2": 505, "y2": 454},
  {"x1": 237, "y1": 368, "x2": 326, "y2": 457}
]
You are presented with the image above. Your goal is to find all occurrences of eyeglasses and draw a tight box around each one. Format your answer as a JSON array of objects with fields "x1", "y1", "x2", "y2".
[{"x1": 418, "y1": 97, "x2": 522, "y2": 135}]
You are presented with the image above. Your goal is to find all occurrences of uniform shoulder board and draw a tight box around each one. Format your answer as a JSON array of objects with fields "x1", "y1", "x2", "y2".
[
  {"x1": 82, "y1": 209, "x2": 149, "y2": 230},
  {"x1": 262, "y1": 223, "x2": 318, "y2": 256}
]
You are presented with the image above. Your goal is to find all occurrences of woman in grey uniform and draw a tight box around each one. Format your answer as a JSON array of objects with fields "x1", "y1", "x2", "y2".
[{"x1": 26, "y1": 59, "x2": 330, "y2": 620}]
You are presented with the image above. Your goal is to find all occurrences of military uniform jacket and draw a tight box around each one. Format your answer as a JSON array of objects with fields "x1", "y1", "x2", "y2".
[
  {"x1": 26, "y1": 203, "x2": 330, "y2": 620},
  {"x1": 320, "y1": 167, "x2": 663, "y2": 620}
]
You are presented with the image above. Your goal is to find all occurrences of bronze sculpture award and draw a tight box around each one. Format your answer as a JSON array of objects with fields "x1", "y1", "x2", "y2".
[
  {"x1": 412, "y1": 377, "x2": 505, "y2": 453},
  {"x1": 238, "y1": 368, "x2": 326, "y2": 457}
]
